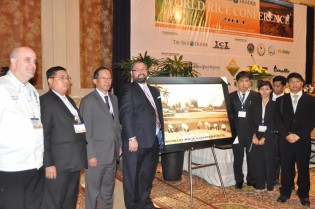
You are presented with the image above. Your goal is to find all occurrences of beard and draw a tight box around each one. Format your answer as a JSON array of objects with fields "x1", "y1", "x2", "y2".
[{"x1": 134, "y1": 74, "x2": 147, "y2": 84}]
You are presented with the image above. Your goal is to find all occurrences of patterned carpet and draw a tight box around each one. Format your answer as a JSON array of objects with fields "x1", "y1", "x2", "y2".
[{"x1": 77, "y1": 165, "x2": 315, "y2": 209}]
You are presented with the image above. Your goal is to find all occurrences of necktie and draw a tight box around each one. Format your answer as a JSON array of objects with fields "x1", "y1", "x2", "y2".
[
  {"x1": 143, "y1": 86, "x2": 161, "y2": 129},
  {"x1": 104, "y1": 95, "x2": 110, "y2": 111},
  {"x1": 293, "y1": 94, "x2": 298, "y2": 113},
  {"x1": 241, "y1": 93, "x2": 245, "y2": 103},
  {"x1": 293, "y1": 94, "x2": 298, "y2": 105},
  {"x1": 104, "y1": 95, "x2": 114, "y2": 119}
]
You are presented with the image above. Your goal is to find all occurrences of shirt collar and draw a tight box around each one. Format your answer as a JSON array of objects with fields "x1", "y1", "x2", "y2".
[
  {"x1": 290, "y1": 91, "x2": 302, "y2": 98},
  {"x1": 96, "y1": 88, "x2": 108, "y2": 98},
  {"x1": 7, "y1": 70, "x2": 28, "y2": 88}
]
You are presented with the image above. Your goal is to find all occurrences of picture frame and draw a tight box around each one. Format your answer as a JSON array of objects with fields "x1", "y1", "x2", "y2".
[{"x1": 147, "y1": 77, "x2": 236, "y2": 153}]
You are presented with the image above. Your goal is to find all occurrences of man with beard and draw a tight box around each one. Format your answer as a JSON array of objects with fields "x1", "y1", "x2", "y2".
[{"x1": 119, "y1": 61, "x2": 164, "y2": 209}]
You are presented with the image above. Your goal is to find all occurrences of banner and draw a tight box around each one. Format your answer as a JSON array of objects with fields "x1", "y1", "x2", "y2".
[{"x1": 131, "y1": 0, "x2": 306, "y2": 90}]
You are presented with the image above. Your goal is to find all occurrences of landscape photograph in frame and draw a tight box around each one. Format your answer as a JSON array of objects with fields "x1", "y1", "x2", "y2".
[{"x1": 147, "y1": 77, "x2": 236, "y2": 153}]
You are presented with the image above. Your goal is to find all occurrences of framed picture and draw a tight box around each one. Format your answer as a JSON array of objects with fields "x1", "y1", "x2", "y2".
[{"x1": 147, "y1": 77, "x2": 236, "y2": 153}]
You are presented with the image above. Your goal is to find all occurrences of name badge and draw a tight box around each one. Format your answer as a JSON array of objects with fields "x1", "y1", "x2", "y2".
[
  {"x1": 258, "y1": 125, "x2": 267, "y2": 132},
  {"x1": 31, "y1": 118, "x2": 42, "y2": 129},
  {"x1": 238, "y1": 111, "x2": 246, "y2": 118},
  {"x1": 74, "y1": 123, "x2": 86, "y2": 133}
]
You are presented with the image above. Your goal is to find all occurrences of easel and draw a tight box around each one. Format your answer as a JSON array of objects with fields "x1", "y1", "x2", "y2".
[{"x1": 187, "y1": 145, "x2": 227, "y2": 207}]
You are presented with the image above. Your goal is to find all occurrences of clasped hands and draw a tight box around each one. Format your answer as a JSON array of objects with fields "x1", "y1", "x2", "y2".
[
  {"x1": 286, "y1": 133, "x2": 300, "y2": 143},
  {"x1": 252, "y1": 134, "x2": 265, "y2": 145}
]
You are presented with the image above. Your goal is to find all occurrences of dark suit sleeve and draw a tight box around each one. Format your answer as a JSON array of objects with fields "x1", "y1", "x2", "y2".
[
  {"x1": 119, "y1": 85, "x2": 136, "y2": 140},
  {"x1": 273, "y1": 96, "x2": 290, "y2": 139},
  {"x1": 40, "y1": 96, "x2": 55, "y2": 167}
]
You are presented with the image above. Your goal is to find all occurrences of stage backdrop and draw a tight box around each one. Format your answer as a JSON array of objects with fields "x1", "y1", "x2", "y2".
[{"x1": 131, "y1": 0, "x2": 307, "y2": 89}]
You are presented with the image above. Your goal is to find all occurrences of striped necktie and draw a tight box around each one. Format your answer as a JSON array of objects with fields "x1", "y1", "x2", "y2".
[{"x1": 143, "y1": 85, "x2": 161, "y2": 129}]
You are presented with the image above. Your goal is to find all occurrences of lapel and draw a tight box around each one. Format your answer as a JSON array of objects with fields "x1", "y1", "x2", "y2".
[
  {"x1": 49, "y1": 90, "x2": 75, "y2": 119},
  {"x1": 294, "y1": 93, "x2": 305, "y2": 115},
  {"x1": 283, "y1": 93, "x2": 294, "y2": 115},
  {"x1": 132, "y1": 82, "x2": 155, "y2": 110},
  {"x1": 92, "y1": 90, "x2": 112, "y2": 116}
]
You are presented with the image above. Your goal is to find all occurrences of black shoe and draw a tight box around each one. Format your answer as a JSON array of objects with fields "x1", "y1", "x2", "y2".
[
  {"x1": 247, "y1": 182, "x2": 256, "y2": 188},
  {"x1": 277, "y1": 195, "x2": 289, "y2": 203},
  {"x1": 300, "y1": 198, "x2": 310, "y2": 206},
  {"x1": 235, "y1": 182, "x2": 243, "y2": 189}
]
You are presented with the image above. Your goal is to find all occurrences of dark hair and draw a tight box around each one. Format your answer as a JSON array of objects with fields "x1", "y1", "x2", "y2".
[
  {"x1": 235, "y1": 71, "x2": 250, "y2": 81},
  {"x1": 93, "y1": 66, "x2": 111, "y2": 79},
  {"x1": 130, "y1": 60, "x2": 147, "y2": 71},
  {"x1": 272, "y1": 75, "x2": 287, "y2": 86},
  {"x1": 287, "y1": 72, "x2": 304, "y2": 83},
  {"x1": 258, "y1": 80, "x2": 273, "y2": 91},
  {"x1": 46, "y1": 66, "x2": 67, "y2": 79}
]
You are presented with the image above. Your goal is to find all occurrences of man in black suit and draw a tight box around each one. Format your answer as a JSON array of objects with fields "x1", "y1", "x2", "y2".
[
  {"x1": 271, "y1": 75, "x2": 287, "y2": 186},
  {"x1": 41, "y1": 66, "x2": 87, "y2": 209},
  {"x1": 275, "y1": 73, "x2": 315, "y2": 206},
  {"x1": 230, "y1": 71, "x2": 260, "y2": 189},
  {"x1": 119, "y1": 61, "x2": 164, "y2": 209}
]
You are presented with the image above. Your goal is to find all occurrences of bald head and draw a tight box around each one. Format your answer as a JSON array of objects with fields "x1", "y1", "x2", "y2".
[{"x1": 9, "y1": 47, "x2": 37, "y2": 84}]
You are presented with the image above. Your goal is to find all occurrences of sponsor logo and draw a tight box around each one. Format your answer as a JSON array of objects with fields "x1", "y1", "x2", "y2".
[
  {"x1": 268, "y1": 46, "x2": 275, "y2": 56},
  {"x1": 257, "y1": 43, "x2": 265, "y2": 56},
  {"x1": 193, "y1": 64, "x2": 220, "y2": 70},
  {"x1": 278, "y1": 49, "x2": 290, "y2": 55},
  {"x1": 173, "y1": 40, "x2": 208, "y2": 47},
  {"x1": 213, "y1": 41, "x2": 230, "y2": 50},
  {"x1": 226, "y1": 59, "x2": 240, "y2": 76},
  {"x1": 161, "y1": 52, "x2": 180, "y2": 56},
  {"x1": 273, "y1": 65, "x2": 290, "y2": 73},
  {"x1": 247, "y1": 43, "x2": 255, "y2": 54}
]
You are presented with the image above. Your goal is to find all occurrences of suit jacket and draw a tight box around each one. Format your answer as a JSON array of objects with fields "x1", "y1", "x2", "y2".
[
  {"x1": 274, "y1": 93, "x2": 315, "y2": 140},
  {"x1": 251, "y1": 98, "x2": 277, "y2": 141},
  {"x1": 119, "y1": 82, "x2": 164, "y2": 149},
  {"x1": 230, "y1": 90, "x2": 260, "y2": 141},
  {"x1": 79, "y1": 90, "x2": 121, "y2": 164},
  {"x1": 40, "y1": 90, "x2": 87, "y2": 172}
]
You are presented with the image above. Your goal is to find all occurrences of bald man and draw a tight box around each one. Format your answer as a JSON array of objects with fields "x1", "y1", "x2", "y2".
[{"x1": 0, "y1": 47, "x2": 44, "y2": 209}]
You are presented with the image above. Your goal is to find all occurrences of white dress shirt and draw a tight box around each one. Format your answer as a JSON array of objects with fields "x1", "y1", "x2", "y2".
[
  {"x1": 0, "y1": 71, "x2": 44, "y2": 171},
  {"x1": 290, "y1": 91, "x2": 302, "y2": 113}
]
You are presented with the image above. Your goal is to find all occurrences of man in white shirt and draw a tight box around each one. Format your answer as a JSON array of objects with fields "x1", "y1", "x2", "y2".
[{"x1": 0, "y1": 47, "x2": 44, "y2": 209}]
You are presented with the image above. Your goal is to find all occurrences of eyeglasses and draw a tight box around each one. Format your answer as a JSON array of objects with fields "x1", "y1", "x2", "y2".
[
  {"x1": 50, "y1": 76, "x2": 71, "y2": 81},
  {"x1": 98, "y1": 77, "x2": 112, "y2": 81}
]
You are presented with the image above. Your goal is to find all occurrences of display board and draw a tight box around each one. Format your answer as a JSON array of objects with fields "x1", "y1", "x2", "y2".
[
  {"x1": 131, "y1": 0, "x2": 307, "y2": 91},
  {"x1": 147, "y1": 77, "x2": 236, "y2": 153}
]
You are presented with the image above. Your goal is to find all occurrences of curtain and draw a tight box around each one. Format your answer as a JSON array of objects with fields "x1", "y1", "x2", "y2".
[
  {"x1": 306, "y1": 6, "x2": 314, "y2": 84},
  {"x1": 0, "y1": 0, "x2": 42, "y2": 88},
  {"x1": 80, "y1": 0, "x2": 113, "y2": 88}
]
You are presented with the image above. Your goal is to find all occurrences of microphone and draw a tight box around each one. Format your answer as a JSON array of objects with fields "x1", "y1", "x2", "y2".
[{"x1": 251, "y1": 54, "x2": 256, "y2": 65}]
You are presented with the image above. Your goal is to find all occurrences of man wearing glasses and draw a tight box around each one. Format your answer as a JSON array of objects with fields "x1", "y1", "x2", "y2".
[
  {"x1": 40, "y1": 66, "x2": 87, "y2": 209},
  {"x1": 80, "y1": 67, "x2": 122, "y2": 209}
]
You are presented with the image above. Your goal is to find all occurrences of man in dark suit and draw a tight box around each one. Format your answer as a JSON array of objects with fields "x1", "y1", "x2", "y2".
[
  {"x1": 119, "y1": 61, "x2": 164, "y2": 209},
  {"x1": 271, "y1": 75, "x2": 287, "y2": 186},
  {"x1": 230, "y1": 71, "x2": 260, "y2": 189},
  {"x1": 80, "y1": 67, "x2": 122, "y2": 209},
  {"x1": 41, "y1": 66, "x2": 87, "y2": 209},
  {"x1": 275, "y1": 73, "x2": 315, "y2": 206}
]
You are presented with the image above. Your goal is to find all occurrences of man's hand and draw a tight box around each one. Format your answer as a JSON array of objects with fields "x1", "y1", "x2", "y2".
[
  {"x1": 258, "y1": 137, "x2": 265, "y2": 145},
  {"x1": 88, "y1": 158, "x2": 98, "y2": 168},
  {"x1": 252, "y1": 134, "x2": 259, "y2": 145},
  {"x1": 286, "y1": 133, "x2": 300, "y2": 143},
  {"x1": 45, "y1": 166, "x2": 57, "y2": 179},
  {"x1": 129, "y1": 139, "x2": 138, "y2": 152}
]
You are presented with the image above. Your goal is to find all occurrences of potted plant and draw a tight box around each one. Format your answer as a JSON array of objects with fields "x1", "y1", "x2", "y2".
[{"x1": 115, "y1": 52, "x2": 199, "y2": 181}]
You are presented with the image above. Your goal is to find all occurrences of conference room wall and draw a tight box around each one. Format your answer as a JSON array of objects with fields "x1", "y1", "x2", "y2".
[{"x1": 39, "y1": 0, "x2": 315, "y2": 98}]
